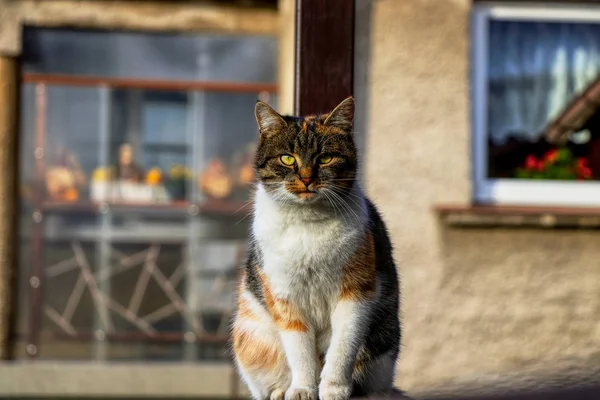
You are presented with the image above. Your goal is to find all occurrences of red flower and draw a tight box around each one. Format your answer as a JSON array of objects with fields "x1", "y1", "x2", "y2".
[
  {"x1": 576, "y1": 157, "x2": 589, "y2": 169},
  {"x1": 536, "y1": 161, "x2": 545, "y2": 172},
  {"x1": 525, "y1": 155, "x2": 538, "y2": 170},
  {"x1": 579, "y1": 166, "x2": 592, "y2": 179},
  {"x1": 574, "y1": 157, "x2": 593, "y2": 179},
  {"x1": 544, "y1": 149, "x2": 559, "y2": 163}
]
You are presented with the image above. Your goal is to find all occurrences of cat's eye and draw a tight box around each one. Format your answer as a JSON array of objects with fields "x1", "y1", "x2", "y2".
[
  {"x1": 280, "y1": 155, "x2": 296, "y2": 166},
  {"x1": 318, "y1": 154, "x2": 333, "y2": 164}
]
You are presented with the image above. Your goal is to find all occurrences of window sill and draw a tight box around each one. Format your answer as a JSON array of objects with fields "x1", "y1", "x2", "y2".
[{"x1": 434, "y1": 204, "x2": 600, "y2": 229}]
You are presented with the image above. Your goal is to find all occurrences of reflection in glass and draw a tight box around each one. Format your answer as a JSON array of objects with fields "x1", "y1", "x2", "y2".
[
  {"x1": 16, "y1": 28, "x2": 276, "y2": 364},
  {"x1": 486, "y1": 20, "x2": 600, "y2": 181},
  {"x1": 23, "y1": 27, "x2": 277, "y2": 83}
]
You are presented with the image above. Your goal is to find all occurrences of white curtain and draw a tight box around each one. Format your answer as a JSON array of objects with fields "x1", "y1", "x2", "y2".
[{"x1": 488, "y1": 21, "x2": 600, "y2": 144}]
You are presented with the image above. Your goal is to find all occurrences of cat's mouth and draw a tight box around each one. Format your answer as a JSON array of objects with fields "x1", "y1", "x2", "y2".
[
  {"x1": 296, "y1": 191, "x2": 316, "y2": 200},
  {"x1": 286, "y1": 187, "x2": 319, "y2": 202},
  {"x1": 285, "y1": 180, "x2": 320, "y2": 201}
]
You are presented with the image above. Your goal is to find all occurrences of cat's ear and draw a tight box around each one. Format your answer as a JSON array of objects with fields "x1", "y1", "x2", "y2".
[
  {"x1": 255, "y1": 101, "x2": 287, "y2": 138},
  {"x1": 324, "y1": 96, "x2": 355, "y2": 133}
]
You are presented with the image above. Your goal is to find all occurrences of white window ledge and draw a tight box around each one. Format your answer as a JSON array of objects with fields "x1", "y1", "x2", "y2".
[{"x1": 476, "y1": 180, "x2": 600, "y2": 209}]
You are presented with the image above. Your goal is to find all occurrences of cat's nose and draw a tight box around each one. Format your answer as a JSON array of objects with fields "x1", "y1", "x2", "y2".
[
  {"x1": 301, "y1": 177, "x2": 313, "y2": 186},
  {"x1": 298, "y1": 166, "x2": 314, "y2": 187}
]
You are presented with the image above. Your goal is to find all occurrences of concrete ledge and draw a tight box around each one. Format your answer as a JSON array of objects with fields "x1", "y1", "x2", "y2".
[
  {"x1": 435, "y1": 204, "x2": 600, "y2": 229},
  {"x1": 0, "y1": 362, "x2": 249, "y2": 397},
  {"x1": 354, "y1": 389, "x2": 414, "y2": 399},
  {"x1": 411, "y1": 353, "x2": 600, "y2": 400}
]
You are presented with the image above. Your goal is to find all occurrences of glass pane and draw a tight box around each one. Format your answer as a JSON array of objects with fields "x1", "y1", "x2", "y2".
[
  {"x1": 486, "y1": 20, "x2": 600, "y2": 181},
  {"x1": 17, "y1": 84, "x2": 105, "y2": 359},
  {"x1": 16, "y1": 27, "x2": 275, "y2": 364},
  {"x1": 15, "y1": 85, "x2": 37, "y2": 358},
  {"x1": 197, "y1": 91, "x2": 262, "y2": 203},
  {"x1": 22, "y1": 27, "x2": 277, "y2": 83}
]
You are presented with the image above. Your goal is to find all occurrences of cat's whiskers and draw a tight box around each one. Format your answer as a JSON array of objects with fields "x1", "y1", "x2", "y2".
[
  {"x1": 320, "y1": 191, "x2": 343, "y2": 223},
  {"x1": 323, "y1": 190, "x2": 354, "y2": 226},
  {"x1": 234, "y1": 211, "x2": 253, "y2": 225},
  {"x1": 327, "y1": 188, "x2": 367, "y2": 229},
  {"x1": 328, "y1": 184, "x2": 368, "y2": 216},
  {"x1": 231, "y1": 200, "x2": 254, "y2": 216},
  {"x1": 231, "y1": 190, "x2": 259, "y2": 225},
  {"x1": 328, "y1": 182, "x2": 362, "y2": 197},
  {"x1": 325, "y1": 188, "x2": 362, "y2": 226}
]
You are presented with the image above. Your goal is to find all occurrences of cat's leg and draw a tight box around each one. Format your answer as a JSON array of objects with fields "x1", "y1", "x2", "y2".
[
  {"x1": 233, "y1": 322, "x2": 291, "y2": 400},
  {"x1": 319, "y1": 299, "x2": 372, "y2": 400},
  {"x1": 272, "y1": 298, "x2": 319, "y2": 400},
  {"x1": 237, "y1": 364, "x2": 269, "y2": 400},
  {"x1": 320, "y1": 230, "x2": 381, "y2": 400},
  {"x1": 258, "y1": 268, "x2": 318, "y2": 400},
  {"x1": 351, "y1": 349, "x2": 398, "y2": 397},
  {"x1": 233, "y1": 295, "x2": 291, "y2": 400},
  {"x1": 236, "y1": 360, "x2": 291, "y2": 400}
]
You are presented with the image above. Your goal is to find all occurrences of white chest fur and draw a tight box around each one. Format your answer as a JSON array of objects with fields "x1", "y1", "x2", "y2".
[{"x1": 252, "y1": 184, "x2": 367, "y2": 330}]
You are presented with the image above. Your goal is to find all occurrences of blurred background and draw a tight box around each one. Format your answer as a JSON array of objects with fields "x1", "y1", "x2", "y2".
[{"x1": 0, "y1": 0, "x2": 600, "y2": 399}]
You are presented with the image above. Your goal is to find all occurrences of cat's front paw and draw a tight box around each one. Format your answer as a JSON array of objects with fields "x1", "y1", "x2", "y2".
[
  {"x1": 285, "y1": 386, "x2": 317, "y2": 400},
  {"x1": 318, "y1": 380, "x2": 351, "y2": 400},
  {"x1": 270, "y1": 387, "x2": 287, "y2": 400}
]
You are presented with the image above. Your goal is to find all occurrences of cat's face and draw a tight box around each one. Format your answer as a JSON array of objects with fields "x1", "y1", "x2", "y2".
[{"x1": 254, "y1": 97, "x2": 357, "y2": 204}]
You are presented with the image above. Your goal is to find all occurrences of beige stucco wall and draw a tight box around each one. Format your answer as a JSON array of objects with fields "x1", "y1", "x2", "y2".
[
  {"x1": 277, "y1": 0, "x2": 296, "y2": 115},
  {"x1": 363, "y1": 0, "x2": 600, "y2": 396}
]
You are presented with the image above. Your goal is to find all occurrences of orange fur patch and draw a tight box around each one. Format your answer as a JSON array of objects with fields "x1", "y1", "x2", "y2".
[
  {"x1": 235, "y1": 272, "x2": 258, "y2": 319},
  {"x1": 233, "y1": 326, "x2": 284, "y2": 371},
  {"x1": 302, "y1": 121, "x2": 308, "y2": 133},
  {"x1": 259, "y1": 270, "x2": 309, "y2": 332},
  {"x1": 340, "y1": 229, "x2": 377, "y2": 301},
  {"x1": 237, "y1": 297, "x2": 258, "y2": 321},
  {"x1": 316, "y1": 124, "x2": 345, "y2": 135},
  {"x1": 237, "y1": 271, "x2": 247, "y2": 296}
]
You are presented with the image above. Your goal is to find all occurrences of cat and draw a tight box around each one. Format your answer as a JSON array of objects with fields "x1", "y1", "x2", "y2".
[{"x1": 232, "y1": 97, "x2": 400, "y2": 400}]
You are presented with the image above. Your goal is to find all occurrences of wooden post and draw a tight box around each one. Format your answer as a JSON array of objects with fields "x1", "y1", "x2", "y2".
[
  {"x1": 0, "y1": 55, "x2": 18, "y2": 360},
  {"x1": 294, "y1": 0, "x2": 355, "y2": 115}
]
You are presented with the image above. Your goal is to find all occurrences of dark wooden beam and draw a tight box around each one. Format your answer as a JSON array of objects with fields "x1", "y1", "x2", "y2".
[
  {"x1": 0, "y1": 56, "x2": 19, "y2": 360},
  {"x1": 294, "y1": 0, "x2": 355, "y2": 115}
]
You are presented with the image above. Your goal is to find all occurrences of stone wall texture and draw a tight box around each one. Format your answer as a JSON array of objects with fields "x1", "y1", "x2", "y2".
[{"x1": 362, "y1": 0, "x2": 600, "y2": 396}]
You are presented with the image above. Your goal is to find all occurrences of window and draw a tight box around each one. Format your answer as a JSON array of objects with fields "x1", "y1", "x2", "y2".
[
  {"x1": 472, "y1": 4, "x2": 600, "y2": 206},
  {"x1": 16, "y1": 27, "x2": 276, "y2": 362}
]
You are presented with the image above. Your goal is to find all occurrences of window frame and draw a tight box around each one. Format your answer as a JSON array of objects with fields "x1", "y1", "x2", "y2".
[{"x1": 472, "y1": 3, "x2": 600, "y2": 207}]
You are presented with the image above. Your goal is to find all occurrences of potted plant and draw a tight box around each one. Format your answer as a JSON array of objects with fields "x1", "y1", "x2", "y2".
[
  {"x1": 515, "y1": 148, "x2": 593, "y2": 181},
  {"x1": 166, "y1": 165, "x2": 192, "y2": 201}
]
